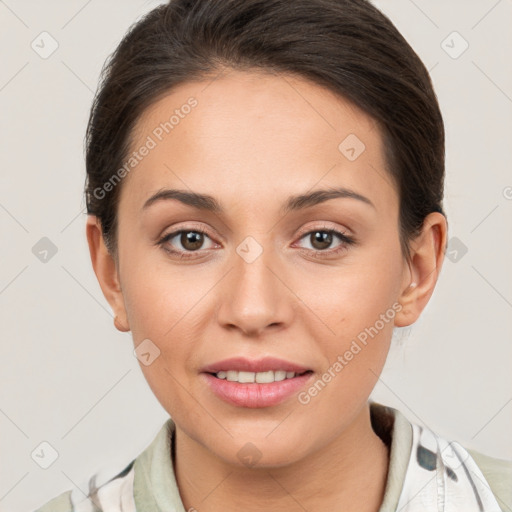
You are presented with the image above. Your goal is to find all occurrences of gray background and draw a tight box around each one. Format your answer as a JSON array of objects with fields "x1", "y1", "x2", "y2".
[{"x1": 1, "y1": 0, "x2": 511, "y2": 510}]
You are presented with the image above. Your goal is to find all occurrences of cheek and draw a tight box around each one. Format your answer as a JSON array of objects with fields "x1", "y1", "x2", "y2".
[
  {"x1": 294, "y1": 238, "x2": 402, "y2": 387},
  {"x1": 120, "y1": 250, "x2": 211, "y2": 375},
  {"x1": 126, "y1": 274, "x2": 203, "y2": 416},
  {"x1": 121, "y1": 247, "x2": 208, "y2": 339},
  {"x1": 300, "y1": 253, "x2": 402, "y2": 340},
  {"x1": 295, "y1": 269, "x2": 398, "y2": 423}
]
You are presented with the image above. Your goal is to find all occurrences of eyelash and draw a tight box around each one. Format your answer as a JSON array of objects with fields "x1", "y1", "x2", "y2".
[{"x1": 156, "y1": 224, "x2": 356, "y2": 260}]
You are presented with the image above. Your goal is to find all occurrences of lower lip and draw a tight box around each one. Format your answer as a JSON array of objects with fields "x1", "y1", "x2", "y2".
[{"x1": 201, "y1": 372, "x2": 314, "y2": 408}]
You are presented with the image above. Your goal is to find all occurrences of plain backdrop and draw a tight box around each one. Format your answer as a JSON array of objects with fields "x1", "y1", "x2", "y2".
[{"x1": 1, "y1": 1, "x2": 511, "y2": 510}]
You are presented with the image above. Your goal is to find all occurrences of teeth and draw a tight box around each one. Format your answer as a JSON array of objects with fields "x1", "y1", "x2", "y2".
[
  {"x1": 215, "y1": 370, "x2": 301, "y2": 383},
  {"x1": 274, "y1": 370, "x2": 286, "y2": 381}
]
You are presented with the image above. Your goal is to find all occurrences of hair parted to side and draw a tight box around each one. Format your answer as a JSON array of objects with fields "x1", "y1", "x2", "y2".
[{"x1": 85, "y1": 0, "x2": 446, "y2": 262}]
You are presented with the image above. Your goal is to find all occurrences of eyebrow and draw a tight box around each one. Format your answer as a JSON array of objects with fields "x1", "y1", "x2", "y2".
[{"x1": 142, "y1": 186, "x2": 375, "y2": 214}]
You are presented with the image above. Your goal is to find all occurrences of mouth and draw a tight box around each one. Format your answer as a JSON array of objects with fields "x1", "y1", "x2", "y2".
[
  {"x1": 206, "y1": 369, "x2": 314, "y2": 383},
  {"x1": 200, "y1": 370, "x2": 314, "y2": 409},
  {"x1": 199, "y1": 356, "x2": 315, "y2": 408}
]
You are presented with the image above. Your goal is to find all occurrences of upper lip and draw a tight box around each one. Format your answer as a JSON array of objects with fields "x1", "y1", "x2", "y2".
[{"x1": 200, "y1": 356, "x2": 312, "y2": 374}]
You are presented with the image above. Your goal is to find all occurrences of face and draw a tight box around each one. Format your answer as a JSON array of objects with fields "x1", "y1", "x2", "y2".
[{"x1": 109, "y1": 69, "x2": 412, "y2": 466}]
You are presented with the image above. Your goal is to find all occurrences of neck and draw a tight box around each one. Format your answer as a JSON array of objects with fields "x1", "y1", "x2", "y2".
[{"x1": 173, "y1": 402, "x2": 389, "y2": 512}]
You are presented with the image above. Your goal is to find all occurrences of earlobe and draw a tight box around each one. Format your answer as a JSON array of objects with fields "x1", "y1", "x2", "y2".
[
  {"x1": 86, "y1": 215, "x2": 130, "y2": 332},
  {"x1": 394, "y1": 212, "x2": 447, "y2": 328},
  {"x1": 114, "y1": 315, "x2": 130, "y2": 333},
  {"x1": 394, "y1": 280, "x2": 418, "y2": 327}
]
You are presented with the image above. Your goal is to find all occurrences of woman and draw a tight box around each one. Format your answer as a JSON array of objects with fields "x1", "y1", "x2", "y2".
[{"x1": 35, "y1": 0, "x2": 511, "y2": 510}]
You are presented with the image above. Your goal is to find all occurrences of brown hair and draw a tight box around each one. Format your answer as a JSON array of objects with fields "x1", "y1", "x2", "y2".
[{"x1": 85, "y1": 0, "x2": 446, "y2": 262}]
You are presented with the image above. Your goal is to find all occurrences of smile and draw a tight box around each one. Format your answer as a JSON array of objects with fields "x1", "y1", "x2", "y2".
[
  {"x1": 212, "y1": 369, "x2": 311, "y2": 383},
  {"x1": 201, "y1": 370, "x2": 314, "y2": 408}
]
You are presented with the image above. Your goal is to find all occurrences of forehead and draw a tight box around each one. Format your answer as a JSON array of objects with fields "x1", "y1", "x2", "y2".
[{"x1": 120, "y1": 69, "x2": 397, "y2": 216}]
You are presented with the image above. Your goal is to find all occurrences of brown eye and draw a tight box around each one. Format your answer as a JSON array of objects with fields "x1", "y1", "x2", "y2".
[
  {"x1": 158, "y1": 227, "x2": 217, "y2": 258},
  {"x1": 179, "y1": 231, "x2": 205, "y2": 251},
  {"x1": 309, "y1": 231, "x2": 333, "y2": 250},
  {"x1": 294, "y1": 227, "x2": 356, "y2": 259}
]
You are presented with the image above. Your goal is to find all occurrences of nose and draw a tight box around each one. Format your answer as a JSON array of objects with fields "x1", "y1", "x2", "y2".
[{"x1": 215, "y1": 240, "x2": 295, "y2": 337}]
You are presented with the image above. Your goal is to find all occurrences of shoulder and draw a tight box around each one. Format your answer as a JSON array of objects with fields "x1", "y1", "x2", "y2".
[
  {"x1": 374, "y1": 402, "x2": 512, "y2": 511},
  {"x1": 466, "y1": 447, "x2": 512, "y2": 512},
  {"x1": 33, "y1": 490, "x2": 75, "y2": 512},
  {"x1": 33, "y1": 458, "x2": 135, "y2": 512},
  {"x1": 34, "y1": 489, "x2": 103, "y2": 512},
  {"x1": 32, "y1": 420, "x2": 173, "y2": 512}
]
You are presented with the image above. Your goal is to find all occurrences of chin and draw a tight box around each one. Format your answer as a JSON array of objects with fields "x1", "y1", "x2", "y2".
[{"x1": 208, "y1": 428, "x2": 311, "y2": 469}]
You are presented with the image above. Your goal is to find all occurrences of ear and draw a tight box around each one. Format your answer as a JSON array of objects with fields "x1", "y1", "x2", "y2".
[
  {"x1": 394, "y1": 212, "x2": 448, "y2": 328},
  {"x1": 86, "y1": 215, "x2": 130, "y2": 332}
]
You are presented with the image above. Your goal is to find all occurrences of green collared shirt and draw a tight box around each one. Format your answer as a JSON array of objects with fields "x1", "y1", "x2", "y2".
[{"x1": 35, "y1": 402, "x2": 512, "y2": 511}]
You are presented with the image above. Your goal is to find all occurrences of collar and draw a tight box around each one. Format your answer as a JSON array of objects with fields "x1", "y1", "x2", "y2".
[
  {"x1": 79, "y1": 401, "x2": 500, "y2": 511},
  {"x1": 130, "y1": 401, "x2": 413, "y2": 511}
]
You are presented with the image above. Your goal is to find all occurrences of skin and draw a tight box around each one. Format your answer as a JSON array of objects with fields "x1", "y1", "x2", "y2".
[{"x1": 86, "y1": 69, "x2": 447, "y2": 511}]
